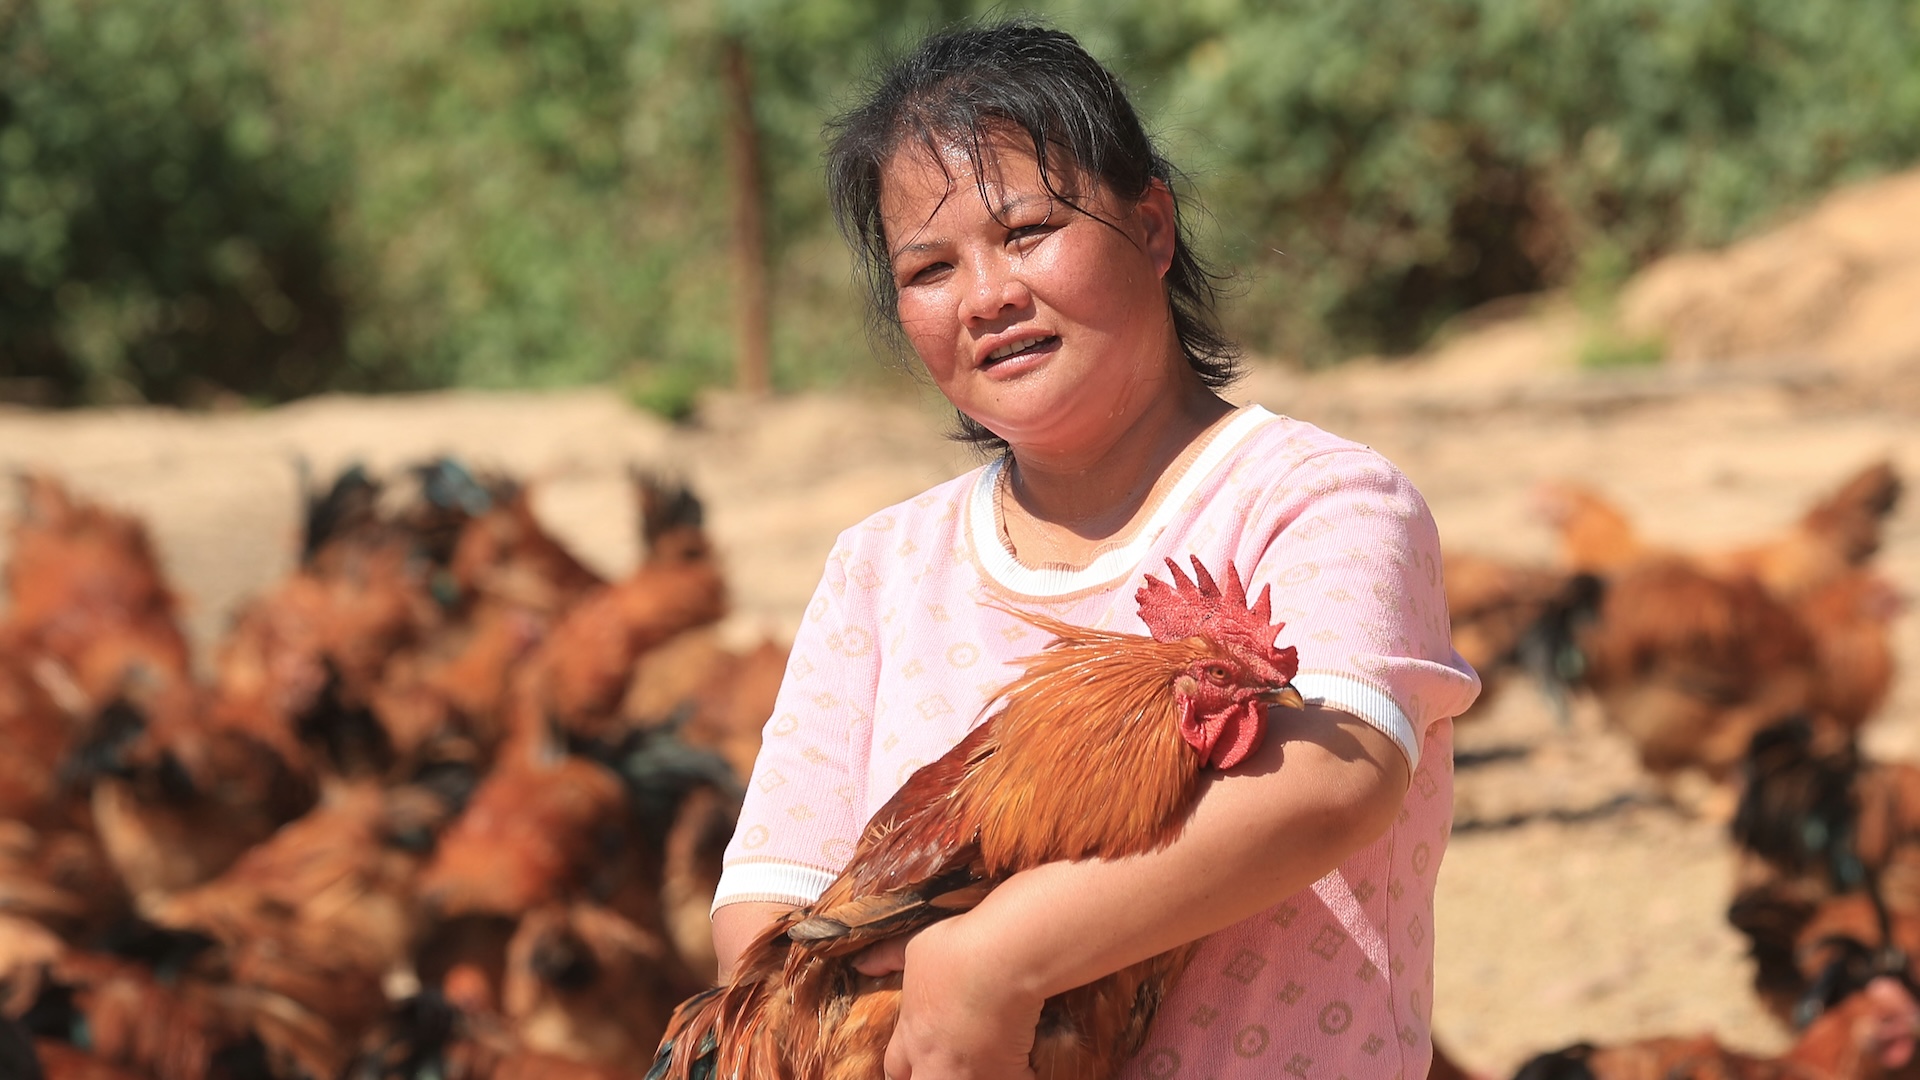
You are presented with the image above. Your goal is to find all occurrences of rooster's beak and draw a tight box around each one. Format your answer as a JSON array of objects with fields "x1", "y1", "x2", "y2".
[{"x1": 1261, "y1": 685, "x2": 1306, "y2": 711}]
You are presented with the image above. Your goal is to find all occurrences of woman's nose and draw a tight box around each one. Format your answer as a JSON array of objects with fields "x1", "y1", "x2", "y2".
[{"x1": 960, "y1": 258, "x2": 1030, "y2": 324}]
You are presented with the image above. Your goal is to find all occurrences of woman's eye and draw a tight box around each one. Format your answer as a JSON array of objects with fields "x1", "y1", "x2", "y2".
[{"x1": 902, "y1": 261, "x2": 950, "y2": 285}]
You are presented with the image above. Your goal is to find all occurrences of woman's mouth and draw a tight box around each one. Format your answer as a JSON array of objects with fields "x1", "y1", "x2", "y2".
[{"x1": 980, "y1": 335, "x2": 1059, "y2": 369}]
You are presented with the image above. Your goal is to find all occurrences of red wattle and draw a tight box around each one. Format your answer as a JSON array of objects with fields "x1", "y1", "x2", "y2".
[{"x1": 1207, "y1": 702, "x2": 1267, "y2": 769}]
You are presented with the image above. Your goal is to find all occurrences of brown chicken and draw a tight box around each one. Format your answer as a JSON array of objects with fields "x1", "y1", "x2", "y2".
[
  {"x1": 0, "y1": 475, "x2": 192, "y2": 711},
  {"x1": 1539, "y1": 469, "x2": 1904, "y2": 787},
  {"x1": 415, "y1": 742, "x2": 646, "y2": 922},
  {"x1": 1441, "y1": 551, "x2": 1600, "y2": 721},
  {"x1": 353, "y1": 981, "x2": 650, "y2": 1080},
  {"x1": 621, "y1": 630, "x2": 787, "y2": 976},
  {"x1": 1574, "y1": 556, "x2": 1824, "y2": 784},
  {"x1": 209, "y1": 462, "x2": 495, "y2": 785},
  {"x1": 139, "y1": 778, "x2": 468, "y2": 1077},
  {"x1": 0, "y1": 479, "x2": 214, "y2": 927},
  {"x1": 501, "y1": 902, "x2": 703, "y2": 1066},
  {"x1": 213, "y1": 536, "x2": 436, "y2": 778},
  {"x1": 1535, "y1": 461, "x2": 1903, "y2": 602},
  {"x1": 1508, "y1": 975, "x2": 1920, "y2": 1079},
  {"x1": 1728, "y1": 720, "x2": 1920, "y2": 1021},
  {"x1": 527, "y1": 476, "x2": 729, "y2": 750},
  {"x1": 4, "y1": 938, "x2": 307, "y2": 1080},
  {"x1": 625, "y1": 630, "x2": 788, "y2": 784},
  {"x1": 1798, "y1": 569, "x2": 1905, "y2": 734},
  {"x1": 408, "y1": 483, "x2": 740, "y2": 974},
  {"x1": 73, "y1": 690, "x2": 316, "y2": 908},
  {"x1": 649, "y1": 558, "x2": 1304, "y2": 1080}
]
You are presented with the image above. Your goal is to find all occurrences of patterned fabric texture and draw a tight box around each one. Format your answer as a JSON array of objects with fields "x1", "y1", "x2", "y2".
[{"x1": 714, "y1": 405, "x2": 1481, "y2": 1078}]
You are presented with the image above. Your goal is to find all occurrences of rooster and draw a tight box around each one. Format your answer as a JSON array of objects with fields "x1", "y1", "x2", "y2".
[
  {"x1": 1440, "y1": 551, "x2": 1600, "y2": 722},
  {"x1": 1522, "y1": 463, "x2": 1907, "y2": 793},
  {"x1": 0, "y1": 474, "x2": 192, "y2": 711},
  {"x1": 1535, "y1": 461, "x2": 1903, "y2": 602},
  {"x1": 530, "y1": 474, "x2": 729, "y2": 750},
  {"x1": 146, "y1": 779, "x2": 468, "y2": 1046},
  {"x1": 1574, "y1": 556, "x2": 1824, "y2": 785},
  {"x1": 71, "y1": 693, "x2": 316, "y2": 908},
  {"x1": 1799, "y1": 569, "x2": 1905, "y2": 734},
  {"x1": 648, "y1": 558, "x2": 1303, "y2": 1080},
  {"x1": 501, "y1": 901, "x2": 702, "y2": 1066},
  {"x1": 414, "y1": 742, "x2": 647, "y2": 924},
  {"x1": 5, "y1": 938, "x2": 301, "y2": 1080},
  {"x1": 1728, "y1": 719, "x2": 1920, "y2": 1022}
]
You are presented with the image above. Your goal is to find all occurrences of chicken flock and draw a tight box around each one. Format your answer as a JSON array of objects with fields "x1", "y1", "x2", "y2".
[
  {"x1": 0, "y1": 464, "x2": 784, "y2": 1079},
  {"x1": 1446, "y1": 459, "x2": 1918, "y2": 1079},
  {"x1": 0, "y1": 451, "x2": 1913, "y2": 1080}
]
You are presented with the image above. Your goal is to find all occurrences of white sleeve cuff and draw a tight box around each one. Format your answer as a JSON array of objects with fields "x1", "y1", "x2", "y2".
[
  {"x1": 1290, "y1": 673, "x2": 1421, "y2": 770},
  {"x1": 711, "y1": 859, "x2": 838, "y2": 916}
]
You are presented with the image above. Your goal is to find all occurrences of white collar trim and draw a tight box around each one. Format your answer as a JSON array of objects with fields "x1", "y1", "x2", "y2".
[{"x1": 966, "y1": 405, "x2": 1277, "y2": 598}]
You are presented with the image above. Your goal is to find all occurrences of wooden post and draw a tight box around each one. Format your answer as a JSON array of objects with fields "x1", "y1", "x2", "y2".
[{"x1": 721, "y1": 34, "x2": 771, "y2": 396}]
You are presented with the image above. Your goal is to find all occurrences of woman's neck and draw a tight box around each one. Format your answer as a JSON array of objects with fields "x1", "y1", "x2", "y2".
[{"x1": 999, "y1": 378, "x2": 1235, "y2": 565}]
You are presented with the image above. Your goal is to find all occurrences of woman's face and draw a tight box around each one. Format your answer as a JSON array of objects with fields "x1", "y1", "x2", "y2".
[{"x1": 879, "y1": 134, "x2": 1184, "y2": 461}]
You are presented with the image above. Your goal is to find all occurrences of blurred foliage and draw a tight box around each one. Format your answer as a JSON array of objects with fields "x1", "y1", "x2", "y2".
[
  {"x1": 0, "y1": 0, "x2": 349, "y2": 405},
  {"x1": 3, "y1": 0, "x2": 1919, "y2": 404},
  {"x1": 1118, "y1": 0, "x2": 1920, "y2": 358}
]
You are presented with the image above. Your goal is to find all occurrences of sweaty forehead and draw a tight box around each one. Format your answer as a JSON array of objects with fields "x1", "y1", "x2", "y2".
[{"x1": 877, "y1": 134, "x2": 1085, "y2": 248}]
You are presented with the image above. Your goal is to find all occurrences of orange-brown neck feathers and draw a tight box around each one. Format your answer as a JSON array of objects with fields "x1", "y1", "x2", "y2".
[{"x1": 965, "y1": 615, "x2": 1215, "y2": 870}]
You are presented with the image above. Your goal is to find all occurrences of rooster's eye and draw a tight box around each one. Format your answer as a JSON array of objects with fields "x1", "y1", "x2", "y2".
[{"x1": 1203, "y1": 663, "x2": 1230, "y2": 685}]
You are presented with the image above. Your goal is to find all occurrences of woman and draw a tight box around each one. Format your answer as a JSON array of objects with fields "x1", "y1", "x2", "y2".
[{"x1": 709, "y1": 22, "x2": 1479, "y2": 1080}]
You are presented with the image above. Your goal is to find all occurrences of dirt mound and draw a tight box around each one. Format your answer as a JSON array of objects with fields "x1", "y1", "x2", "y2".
[{"x1": 1620, "y1": 167, "x2": 1920, "y2": 372}]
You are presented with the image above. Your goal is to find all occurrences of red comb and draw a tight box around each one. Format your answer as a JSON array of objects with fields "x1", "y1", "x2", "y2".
[{"x1": 1136, "y1": 557, "x2": 1297, "y2": 679}]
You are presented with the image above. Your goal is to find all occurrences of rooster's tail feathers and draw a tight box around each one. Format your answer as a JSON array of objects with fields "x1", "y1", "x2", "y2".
[{"x1": 649, "y1": 987, "x2": 723, "y2": 1080}]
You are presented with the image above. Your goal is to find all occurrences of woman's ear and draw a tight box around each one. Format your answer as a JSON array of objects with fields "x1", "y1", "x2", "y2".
[{"x1": 1137, "y1": 178, "x2": 1178, "y2": 279}]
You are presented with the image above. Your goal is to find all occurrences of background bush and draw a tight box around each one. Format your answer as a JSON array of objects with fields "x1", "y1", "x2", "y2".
[
  {"x1": 0, "y1": 0, "x2": 348, "y2": 404},
  {"x1": 3, "y1": 0, "x2": 1919, "y2": 405},
  {"x1": 1131, "y1": 0, "x2": 1920, "y2": 358}
]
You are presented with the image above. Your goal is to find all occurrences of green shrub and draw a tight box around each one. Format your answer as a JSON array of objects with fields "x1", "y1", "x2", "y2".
[
  {"x1": 0, "y1": 0, "x2": 349, "y2": 404},
  {"x1": 1105, "y1": 0, "x2": 1920, "y2": 360}
]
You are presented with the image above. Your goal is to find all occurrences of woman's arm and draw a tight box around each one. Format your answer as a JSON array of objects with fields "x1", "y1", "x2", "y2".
[
  {"x1": 869, "y1": 703, "x2": 1411, "y2": 1080},
  {"x1": 713, "y1": 901, "x2": 795, "y2": 980}
]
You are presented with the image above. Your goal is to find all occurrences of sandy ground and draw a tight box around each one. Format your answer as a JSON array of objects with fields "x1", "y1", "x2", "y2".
[{"x1": 4, "y1": 342, "x2": 1917, "y2": 1076}]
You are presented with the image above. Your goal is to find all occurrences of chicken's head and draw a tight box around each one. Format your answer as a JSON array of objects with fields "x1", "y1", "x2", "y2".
[{"x1": 1137, "y1": 557, "x2": 1303, "y2": 769}]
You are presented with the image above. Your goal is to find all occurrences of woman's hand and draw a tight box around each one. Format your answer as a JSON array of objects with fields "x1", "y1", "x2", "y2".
[{"x1": 852, "y1": 915, "x2": 1041, "y2": 1080}]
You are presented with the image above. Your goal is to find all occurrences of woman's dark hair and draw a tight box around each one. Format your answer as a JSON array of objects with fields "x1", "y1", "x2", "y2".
[{"x1": 824, "y1": 20, "x2": 1241, "y2": 448}]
